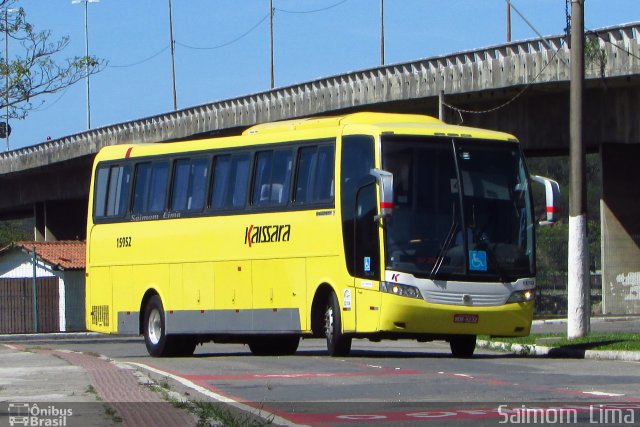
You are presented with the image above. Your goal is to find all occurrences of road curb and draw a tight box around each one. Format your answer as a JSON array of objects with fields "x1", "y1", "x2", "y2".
[
  {"x1": 478, "y1": 339, "x2": 640, "y2": 362},
  {"x1": 0, "y1": 332, "x2": 104, "y2": 341},
  {"x1": 532, "y1": 316, "x2": 640, "y2": 326}
]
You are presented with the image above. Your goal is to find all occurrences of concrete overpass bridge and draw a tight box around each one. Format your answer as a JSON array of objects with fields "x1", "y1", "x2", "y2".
[{"x1": 1, "y1": 22, "x2": 639, "y2": 314}]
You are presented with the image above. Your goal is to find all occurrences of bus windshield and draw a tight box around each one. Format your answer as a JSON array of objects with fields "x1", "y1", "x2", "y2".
[{"x1": 382, "y1": 135, "x2": 534, "y2": 282}]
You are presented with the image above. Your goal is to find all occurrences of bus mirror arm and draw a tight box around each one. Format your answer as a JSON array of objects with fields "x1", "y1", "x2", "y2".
[
  {"x1": 370, "y1": 169, "x2": 394, "y2": 224},
  {"x1": 531, "y1": 175, "x2": 560, "y2": 226}
]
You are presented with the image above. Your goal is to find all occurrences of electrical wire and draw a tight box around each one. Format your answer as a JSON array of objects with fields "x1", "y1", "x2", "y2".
[
  {"x1": 442, "y1": 45, "x2": 562, "y2": 117},
  {"x1": 30, "y1": 87, "x2": 71, "y2": 112},
  {"x1": 586, "y1": 27, "x2": 640, "y2": 62},
  {"x1": 108, "y1": 45, "x2": 170, "y2": 68},
  {"x1": 176, "y1": 13, "x2": 269, "y2": 51},
  {"x1": 275, "y1": 0, "x2": 348, "y2": 14}
]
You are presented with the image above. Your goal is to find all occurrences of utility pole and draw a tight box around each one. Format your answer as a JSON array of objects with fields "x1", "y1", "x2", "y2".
[
  {"x1": 506, "y1": 0, "x2": 512, "y2": 42},
  {"x1": 4, "y1": 8, "x2": 11, "y2": 151},
  {"x1": 380, "y1": 0, "x2": 385, "y2": 65},
  {"x1": 72, "y1": 0, "x2": 99, "y2": 129},
  {"x1": 568, "y1": 0, "x2": 589, "y2": 339},
  {"x1": 168, "y1": 0, "x2": 177, "y2": 110},
  {"x1": 270, "y1": 0, "x2": 274, "y2": 89}
]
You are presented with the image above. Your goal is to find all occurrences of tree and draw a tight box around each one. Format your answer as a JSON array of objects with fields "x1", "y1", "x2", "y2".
[
  {"x1": 0, "y1": 218, "x2": 30, "y2": 247},
  {"x1": 0, "y1": 0, "x2": 104, "y2": 121}
]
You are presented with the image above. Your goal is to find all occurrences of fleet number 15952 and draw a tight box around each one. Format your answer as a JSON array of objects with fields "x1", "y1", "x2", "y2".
[{"x1": 116, "y1": 236, "x2": 132, "y2": 248}]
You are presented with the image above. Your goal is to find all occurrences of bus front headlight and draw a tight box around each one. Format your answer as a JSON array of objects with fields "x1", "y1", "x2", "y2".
[
  {"x1": 381, "y1": 282, "x2": 423, "y2": 299},
  {"x1": 506, "y1": 290, "x2": 535, "y2": 304}
]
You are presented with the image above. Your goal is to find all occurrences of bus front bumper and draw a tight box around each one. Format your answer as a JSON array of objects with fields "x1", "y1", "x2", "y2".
[{"x1": 378, "y1": 293, "x2": 534, "y2": 337}]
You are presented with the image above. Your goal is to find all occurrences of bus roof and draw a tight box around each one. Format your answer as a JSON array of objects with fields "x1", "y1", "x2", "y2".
[
  {"x1": 94, "y1": 112, "x2": 518, "y2": 162},
  {"x1": 243, "y1": 112, "x2": 517, "y2": 141},
  {"x1": 242, "y1": 112, "x2": 442, "y2": 135}
]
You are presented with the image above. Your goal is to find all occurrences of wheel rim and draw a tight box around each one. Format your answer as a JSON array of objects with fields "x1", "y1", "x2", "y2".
[
  {"x1": 148, "y1": 308, "x2": 162, "y2": 345},
  {"x1": 324, "y1": 305, "x2": 334, "y2": 342}
]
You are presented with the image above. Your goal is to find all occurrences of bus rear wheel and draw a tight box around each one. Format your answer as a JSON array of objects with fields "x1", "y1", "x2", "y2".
[
  {"x1": 248, "y1": 335, "x2": 300, "y2": 356},
  {"x1": 143, "y1": 295, "x2": 196, "y2": 357},
  {"x1": 324, "y1": 292, "x2": 352, "y2": 357},
  {"x1": 449, "y1": 335, "x2": 476, "y2": 358}
]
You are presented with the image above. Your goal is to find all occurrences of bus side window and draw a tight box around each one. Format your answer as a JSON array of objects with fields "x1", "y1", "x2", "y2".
[
  {"x1": 211, "y1": 153, "x2": 250, "y2": 210},
  {"x1": 171, "y1": 157, "x2": 209, "y2": 212},
  {"x1": 252, "y1": 149, "x2": 293, "y2": 207},
  {"x1": 316, "y1": 145, "x2": 335, "y2": 200},
  {"x1": 132, "y1": 161, "x2": 169, "y2": 214},
  {"x1": 295, "y1": 144, "x2": 335, "y2": 204},
  {"x1": 94, "y1": 164, "x2": 131, "y2": 218}
]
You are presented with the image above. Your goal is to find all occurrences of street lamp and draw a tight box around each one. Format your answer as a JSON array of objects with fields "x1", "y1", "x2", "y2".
[
  {"x1": 72, "y1": 0, "x2": 99, "y2": 130},
  {"x1": 380, "y1": 0, "x2": 385, "y2": 65},
  {"x1": 168, "y1": 0, "x2": 177, "y2": 110}
]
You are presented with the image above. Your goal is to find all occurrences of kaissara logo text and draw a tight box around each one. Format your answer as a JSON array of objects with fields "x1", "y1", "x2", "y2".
[{"x1": 244, "y1": 224, "x2": 291, "y2": 247}]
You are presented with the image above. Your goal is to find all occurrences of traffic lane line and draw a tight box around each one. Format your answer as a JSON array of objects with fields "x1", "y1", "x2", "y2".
[
  {"x1": 129, "y1": 360, "x2": 640, "y2": 427},
  {"x1": 179, "y1": 368, "x2": 421, "y2": 382}
]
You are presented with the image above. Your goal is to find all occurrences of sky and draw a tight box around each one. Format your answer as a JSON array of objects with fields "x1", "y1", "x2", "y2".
[{"x1": 3, "y1": 0, "x2": 638, "y2": 151}]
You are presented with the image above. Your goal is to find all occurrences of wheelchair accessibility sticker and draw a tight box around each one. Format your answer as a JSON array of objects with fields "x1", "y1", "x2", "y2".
[{"x1": 469, "y1": 250, "x2": 488, "y2": 271}]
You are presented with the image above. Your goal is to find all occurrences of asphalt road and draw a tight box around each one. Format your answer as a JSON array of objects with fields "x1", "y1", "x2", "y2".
[{"x1": 23, "y1": 336, "x2": 640, "y2": 427}]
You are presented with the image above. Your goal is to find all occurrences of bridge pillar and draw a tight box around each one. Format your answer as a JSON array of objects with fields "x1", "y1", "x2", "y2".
[
  {"x1": 600, "y1": 143, "x2": 640, "y2": 315},
  {"x1": 34, "y1": 200, "x2": 87, "y2": 242}
]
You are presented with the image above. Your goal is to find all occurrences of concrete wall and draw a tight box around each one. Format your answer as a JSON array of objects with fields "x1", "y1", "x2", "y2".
[
  {"x1": 601, "y1": 143, "x2": 640, "y2": 314},
  {"x1": 63, "y1": 270, "x2": 85, "y2": 332}
]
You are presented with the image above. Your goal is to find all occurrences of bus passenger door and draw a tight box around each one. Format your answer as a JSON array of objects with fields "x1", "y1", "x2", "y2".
[{"x1": 353, "y1": 181, "x2": 382, "y2": 332}]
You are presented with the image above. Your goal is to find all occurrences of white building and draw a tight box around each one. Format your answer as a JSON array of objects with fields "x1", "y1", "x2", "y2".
[{"x1": 0, "y1": 241, "x2": 85, "y2": 333}]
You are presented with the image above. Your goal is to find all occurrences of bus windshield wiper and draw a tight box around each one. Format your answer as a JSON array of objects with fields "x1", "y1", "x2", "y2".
[{"x1": 430, "y1": 218, "x2": 458, "y2": 280}]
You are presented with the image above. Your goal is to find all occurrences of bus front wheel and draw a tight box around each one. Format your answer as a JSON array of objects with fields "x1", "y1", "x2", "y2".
[
  {"x1": 449, "y1": 335, "x2": 476, "y2": 358},
  {"x1": 324, "y1": 292, "x2": 352, "y2": 357}
]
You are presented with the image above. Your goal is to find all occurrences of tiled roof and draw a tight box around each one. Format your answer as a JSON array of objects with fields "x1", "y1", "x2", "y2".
[{"x1": 2, "y1": 241, "x2": 86, "y2": 270}]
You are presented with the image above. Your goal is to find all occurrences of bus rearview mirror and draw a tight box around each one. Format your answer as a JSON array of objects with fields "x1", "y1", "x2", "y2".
[
  {"x1": 370, "y1": 168, "x2": 394, "y2": 223},
  {"x1": 531, "y1": 175, "x2": 560, "y2": 225}
]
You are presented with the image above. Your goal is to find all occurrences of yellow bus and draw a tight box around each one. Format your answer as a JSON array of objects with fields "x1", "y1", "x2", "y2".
[{"x1": 86, "y1": 112, "x2": 558, "y2": 358}]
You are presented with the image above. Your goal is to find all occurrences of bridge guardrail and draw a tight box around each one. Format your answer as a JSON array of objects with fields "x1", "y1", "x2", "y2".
[{"x1": 0, "y1": 22, "x2": 638, "y2": 173}]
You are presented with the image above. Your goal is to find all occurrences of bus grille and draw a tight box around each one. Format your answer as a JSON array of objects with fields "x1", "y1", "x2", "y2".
[
  {"x1": 91, "y1": 305, "x2": 110, "y2": 327},
  {"x1": 423, "y1": 291, "x2": 506, "y2": 306}
]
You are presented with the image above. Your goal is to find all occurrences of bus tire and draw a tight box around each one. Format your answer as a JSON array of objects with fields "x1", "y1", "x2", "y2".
[
  {"x1": 143, "y1": 295, "x2": 176, "y2": 357},
  {"x1": 174, "y1": 335, "x2": 198, "y2": 357},
  {"x1": 248, "y1": 335, "x2": 300, "y2": 356},
  {"x1": 450, "y1": 335, "x2": 476, "y2": 358},
  {"x1": 324, "y1": 292, "x2": 352, "y2": 357}
]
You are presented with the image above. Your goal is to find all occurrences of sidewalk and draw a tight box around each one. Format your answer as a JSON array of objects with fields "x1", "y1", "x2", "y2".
[
  {"x1": 0, "y1": 343, "x2": 195, "y2": 427},
  {"x1": 478, "y1": 316, "x2": 640, "y2": 361}
]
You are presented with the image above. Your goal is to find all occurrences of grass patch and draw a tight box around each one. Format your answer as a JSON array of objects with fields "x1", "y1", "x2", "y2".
[
  {"x1": 150, "y1": 378, "x2": 272, "y2": 426},
  {"x1": 480, "y1": 333, "x2": 640, "y2": 351},
  {"x1": 191, "y1": 401, "x2": 273, "y2": 427},
  {"x1": 105, "y1": 405, "x2": 123, "y2": 423}
]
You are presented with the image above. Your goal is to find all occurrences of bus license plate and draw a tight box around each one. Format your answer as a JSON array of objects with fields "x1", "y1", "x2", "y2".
[{"x1": 454, "y1": 314, "x2": 479, "y2": 324}]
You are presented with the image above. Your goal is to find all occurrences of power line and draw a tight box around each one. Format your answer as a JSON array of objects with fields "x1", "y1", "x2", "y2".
[
  {"x1": 31, "y1": 87, "x2": 71, "y2": 112},
  {"x1": 176, "y1": 13, "x2": 269, "y2": 51},
  {"x1": 275, "y1": 0, "x2": 348, "y2": 14},
  {"x1": 443, "y1": 46, "x2": 562, "y2": 118},
  {"x1": 586, "y1": 28, "x2": 640, "y2": 61},
  {"x1": 108, "y1": 45, "x2": 170, "y2": 68}
]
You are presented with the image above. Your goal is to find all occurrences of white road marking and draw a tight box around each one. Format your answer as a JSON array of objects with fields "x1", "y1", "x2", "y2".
[
  {"x1": 126, "y1": 362, "x2": 309, "y2": 427},
  {"x1": 582, "y1": 391, "x2": 625, "y2": 397}
]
